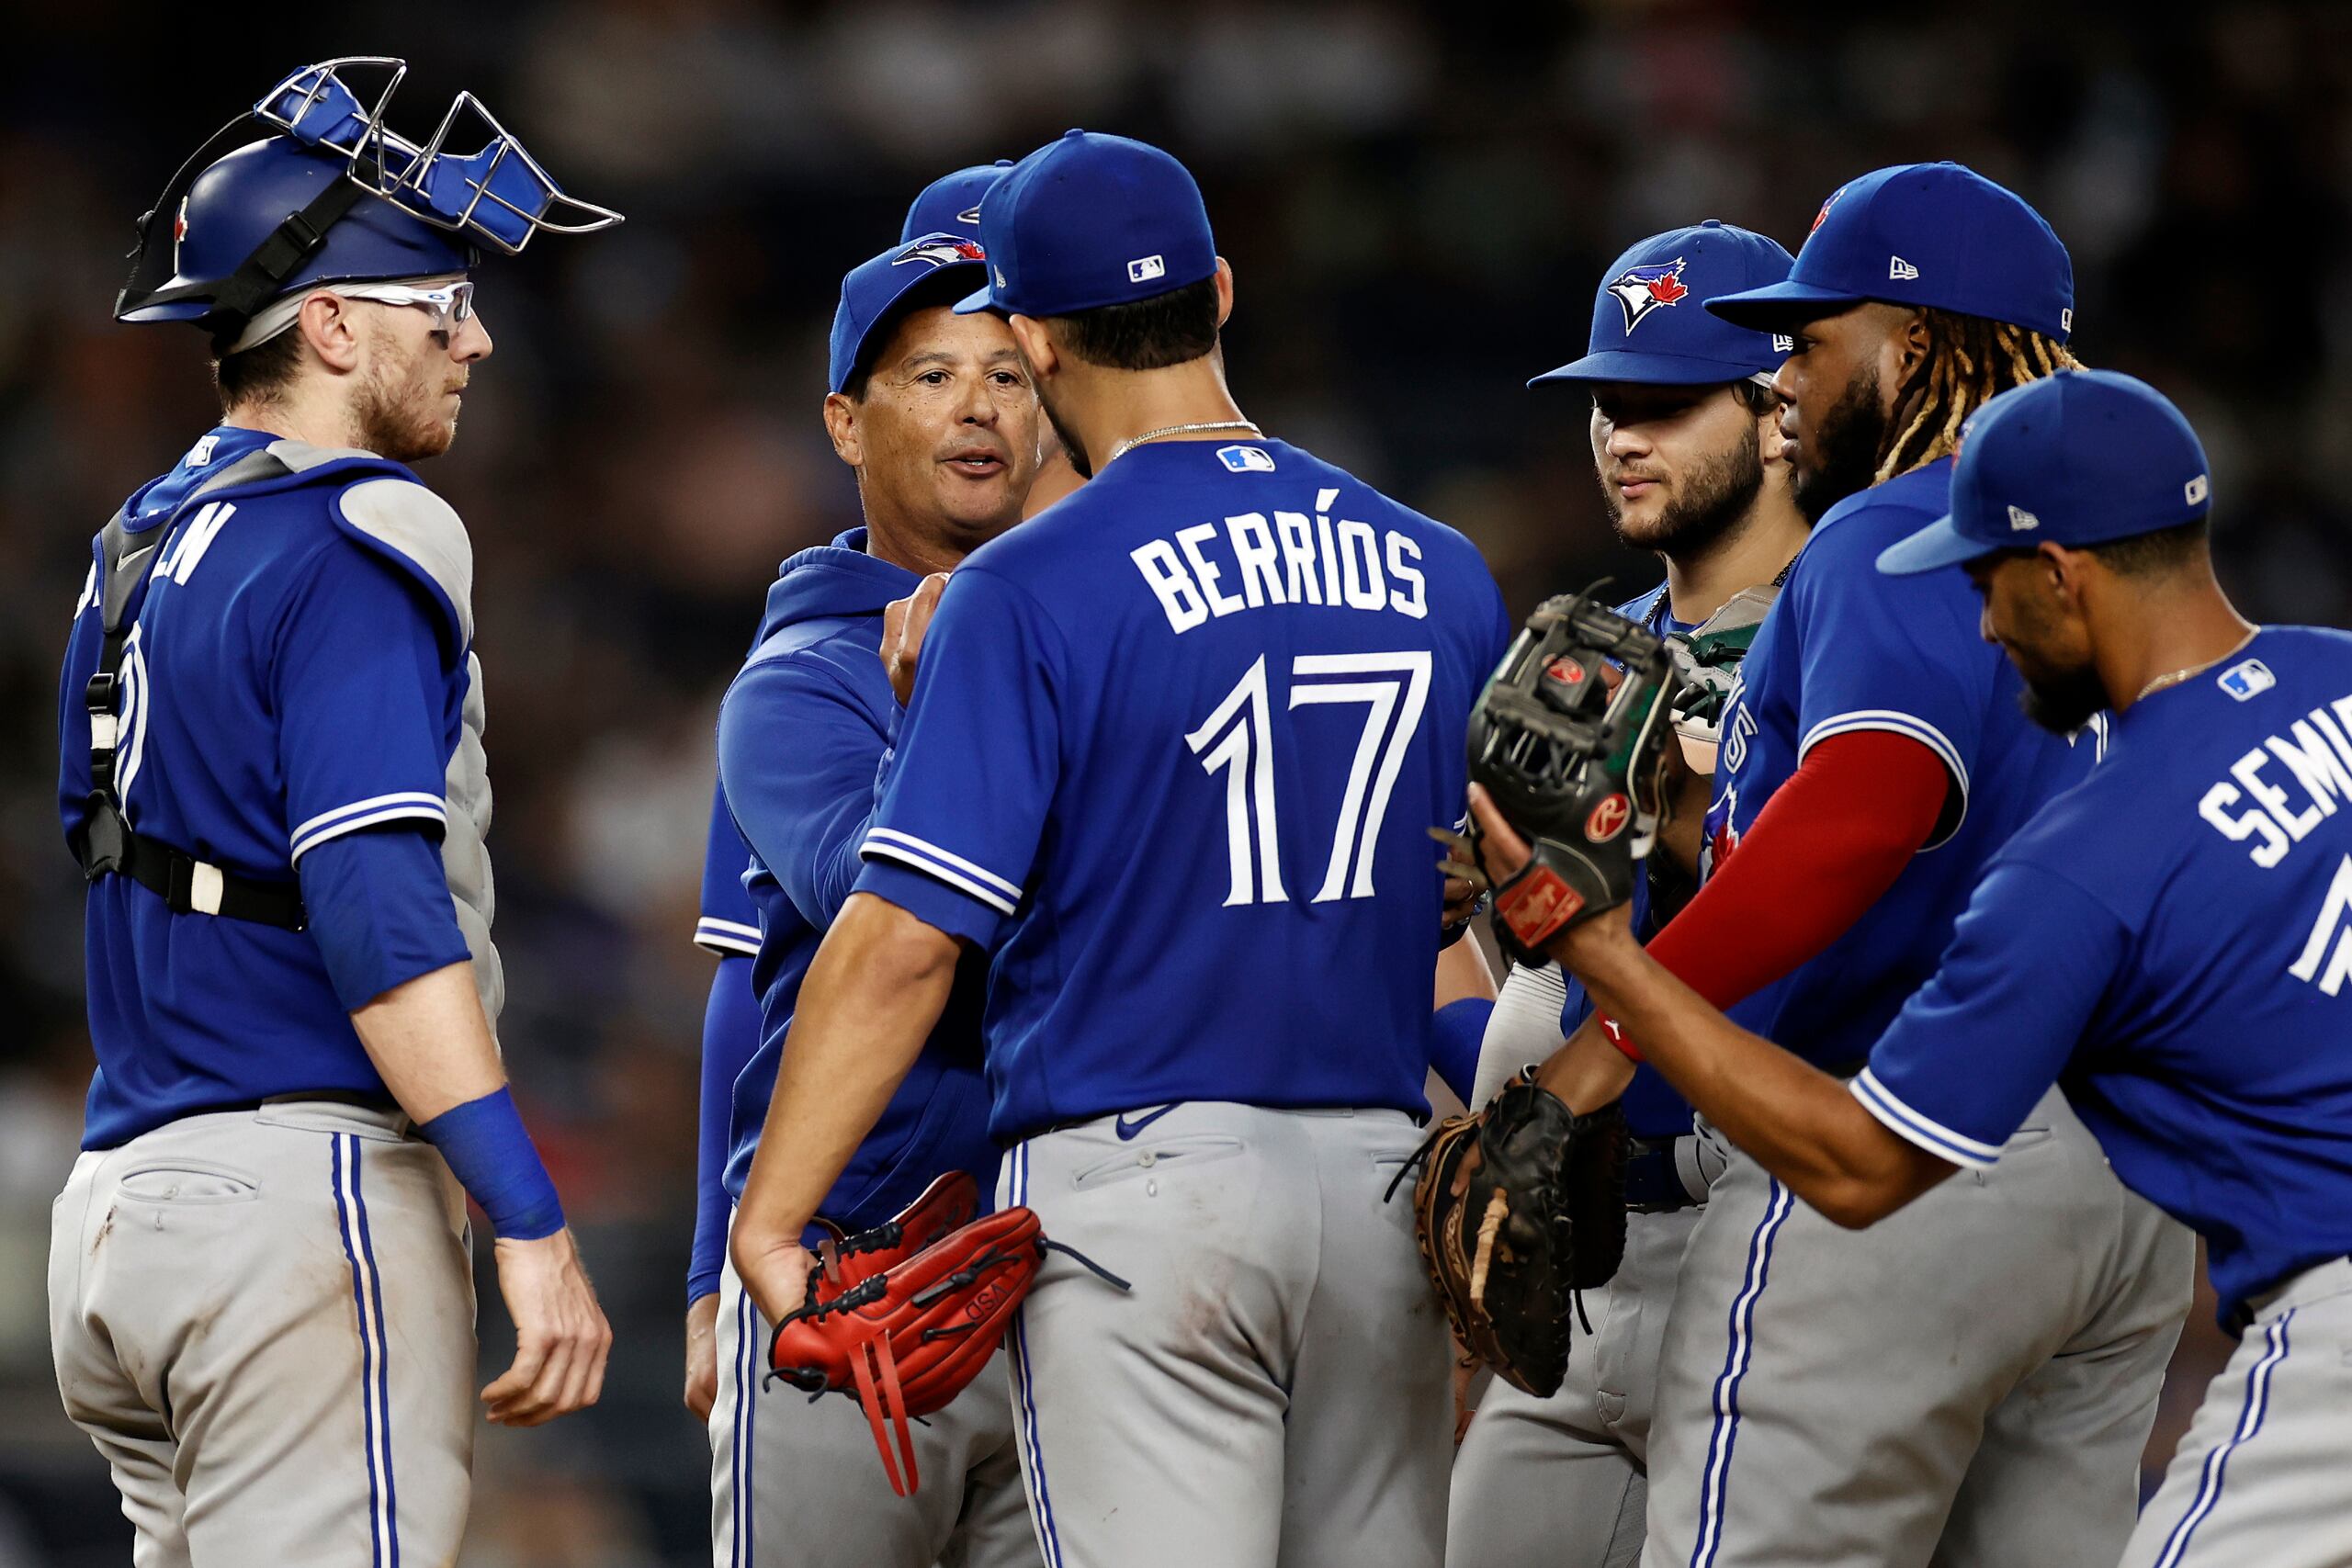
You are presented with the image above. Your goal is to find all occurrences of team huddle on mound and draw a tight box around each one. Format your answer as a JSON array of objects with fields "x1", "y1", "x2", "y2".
[{"x1": 47, "y1": 51, "x2": 2352, "y2": 1568}]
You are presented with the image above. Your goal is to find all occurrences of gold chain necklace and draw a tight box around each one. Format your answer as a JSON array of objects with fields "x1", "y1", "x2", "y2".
[{"x1": 2133, "y1": 626, "x2": 2258, "y2": 704}]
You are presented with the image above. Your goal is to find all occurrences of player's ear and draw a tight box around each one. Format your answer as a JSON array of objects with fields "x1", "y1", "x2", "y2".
[
  {"x1": 296, "y1": 291, "x2": 364, "y2": 376},
  {"x1": 1892, "y1": 307, "x2": 1932, "y2": 384},
  {"x1": 1211, "y1": 258, "x2": 1234, "y2": 328},
  {"x1": 822, "y1": 391, "x2": 864, "y2": 469},
  {"x1": 1005, "y1": 314, "x2": 1057, "y2": 381}
]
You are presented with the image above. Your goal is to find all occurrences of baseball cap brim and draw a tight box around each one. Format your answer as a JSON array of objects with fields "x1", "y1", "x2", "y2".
[
  {"x1": 1704, "y1": 279, "x2": 1871, "y2": 332},
  {"x1": 1529, "y1": 349, "x2": 1771, "y2": 389},
  {"x1": 1876, "y1": 513, "x2": 1996, "y2": 576},
  {"x1": 952, "y1": 283, "x2": 999, "y2": 315}
]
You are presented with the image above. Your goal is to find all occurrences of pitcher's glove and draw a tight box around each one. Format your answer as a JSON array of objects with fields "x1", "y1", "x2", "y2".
[
  {"x1": 769, "y1": 1200, "x2": 1127, "y2": 1497},
  {"x1": 1404, "y1": 1077, "x2": 1629, "y2": 1398},
  {"x1": 1464, "y1": 587, "x2": 1679, "y2": 965}
]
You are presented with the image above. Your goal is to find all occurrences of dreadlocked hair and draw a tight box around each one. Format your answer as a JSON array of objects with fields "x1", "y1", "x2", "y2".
[{"x1": 1875, "y1": 309, "x2": 2082, "y2": 482}]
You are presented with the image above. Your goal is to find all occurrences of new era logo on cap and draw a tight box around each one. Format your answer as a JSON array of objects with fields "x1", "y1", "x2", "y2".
[
  {"x1": 1128, "y1": 254, "x2": 1166, "y2": 284},
  {"x1": 1772, "y1": 333, "x2": 1795, "y2": 353},
  {"x1": 1217, "y1": 445, "x2": 1275, "y2": 472},
  {"x1": 2007, "y1": 504, "x2": 2039, "y2": 531},
  {"x1": 2219, "y1": 658, "x2": 2276, "y2": 702},
  {"x1": 1890, "y1": 255, "x2": 1920, "y2": 281}
]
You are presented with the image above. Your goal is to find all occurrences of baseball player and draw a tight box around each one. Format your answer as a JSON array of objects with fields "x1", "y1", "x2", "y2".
[
  {"x1": 1449, "y1": 220, "x2": 1804, "y2": 1568},
  {"x1": 729, "y1": 130, "x2": 1511, "y2": 1568},
  {"x1": 682, "y1": 159, "x2": 1036, "y2": 1427},
  {"x1": 1516, "y1": 164, "x2": 2194, "y2": 1568},
  {"x1": 48, "y1": 59, "x2": 616, "y2": 1565},
  {"x1": 701, "y1": 231, "x2": 1049, "y2": 1568},
  {"x1": 1503, "y1": 368, "x2": 2352, "y2": 1568}
]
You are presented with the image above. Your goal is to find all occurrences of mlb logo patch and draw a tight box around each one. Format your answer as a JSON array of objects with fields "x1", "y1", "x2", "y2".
[
  {"x1": 1216, "y1": 445, "x2": 1275, "y2": 473},
  {"x1": 2218, "y1": 659, "x2": 2275, "y2": 702},
  {"x1": 1606, "y1": 257, "x2": 1690, "y2": 333},
  {"x1": 188, "y1": 434, "x2": 219, "y2": 468},
  {"x1": 2186, "y1": 473, "x2": 2210, "y2": 505},
  {"x1": 1128, "y1": 254, "x2": 1166, "y2": 284}
]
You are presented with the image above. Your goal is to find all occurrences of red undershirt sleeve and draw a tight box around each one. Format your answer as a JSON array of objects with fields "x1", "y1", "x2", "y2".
[{"x1": 1602, "y1": 728, "x2": 1950, "y2": 1059}]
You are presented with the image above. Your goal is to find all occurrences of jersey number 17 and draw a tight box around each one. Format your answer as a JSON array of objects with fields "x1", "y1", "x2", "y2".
[{"x1": 1186, "y1": 650, "x2": 1430, "y2": 907}]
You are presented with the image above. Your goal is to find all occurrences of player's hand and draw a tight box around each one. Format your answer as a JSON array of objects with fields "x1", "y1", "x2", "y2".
[
  {"x1": 1654, "y1": 735, "x2": 1711, "y2": 880},
  {"x1": 483, "y1": 1227, "x2": 613, "y2": 1427},
  {"x1": 731, "y1": 1222, "x2": 821, "y2": 1331},
  {"x1": 683, "y1": 1291, "x2": 720, "y2": 1424},
  {"x1": 1431, "y1": 826, "x2": 1488, "y2": 929},
  {"x1": 881, "y1": 572, "x2": 951, "y2": 707}
]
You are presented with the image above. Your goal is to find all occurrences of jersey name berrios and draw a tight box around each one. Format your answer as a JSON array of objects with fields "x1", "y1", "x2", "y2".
[
  {"x1": 854, "y1": 439, "x2": 1512, "y2": 1139},
  {"x1": 1701, "y1": 457, "x2": 2098, "y2": 1067},
  {"x1": 59, "y1": 427, "x2": 481, "y2": 1146},
  {"x1": 1858, "y1": 627, "x2": 2352, "y2": 1316}
]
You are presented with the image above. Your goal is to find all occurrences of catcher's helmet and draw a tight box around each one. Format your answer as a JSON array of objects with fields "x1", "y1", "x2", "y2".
[{"x1": 118, "y1": 57, "x2": 620, "y2": 348}]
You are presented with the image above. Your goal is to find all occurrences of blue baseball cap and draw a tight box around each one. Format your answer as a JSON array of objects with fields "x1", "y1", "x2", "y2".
[
  {"x1": 1530, "y1": 220, "x2": 1797, "y2": 389},
  {"x1": 1708, "y1": 163, "x2": 2073, "y2": 343},
  {"x1": 900, "y1": 160, "x2": 1013, "y2": 243},
  {"x1": 954, "y1": 130, "x2": 1216, "y2": 318},
  {"x1": 828, "y1": 232, "x2": 989, "y2": 395},
  {"x1": 1877, "y1": 371, "x2": 2211, "y2": 576}
]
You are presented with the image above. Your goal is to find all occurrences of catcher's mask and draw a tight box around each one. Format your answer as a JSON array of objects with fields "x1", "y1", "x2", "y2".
[{"x1": 117, "y1": 57, "x2": 621, "y2": 350}]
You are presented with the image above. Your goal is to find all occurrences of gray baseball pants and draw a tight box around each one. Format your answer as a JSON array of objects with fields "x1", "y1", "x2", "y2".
[
  {"x1": 49, "y1": 1100, "x2": 477, "y2": 1568},
  {"x1": 996, "y1": 1102, "x2": 1453, "y2": 1568}
]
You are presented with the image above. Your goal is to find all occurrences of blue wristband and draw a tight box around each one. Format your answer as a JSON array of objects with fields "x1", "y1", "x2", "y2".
[{"x1": 417, "y1": 1086, "x2": 566, "y2": 1241}]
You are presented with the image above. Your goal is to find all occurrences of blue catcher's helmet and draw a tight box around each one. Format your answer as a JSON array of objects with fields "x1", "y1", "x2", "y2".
[{"x1": 118, "y1": 57, "x2": 620, "y2": 349}]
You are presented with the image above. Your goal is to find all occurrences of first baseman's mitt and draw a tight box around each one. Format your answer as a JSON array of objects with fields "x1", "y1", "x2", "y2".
[
  {"x1": 1406, "y1": 1077, "x2": 1629, "y2": 1398},
  {"x1": 769, "y1": 1194, "x2": 1127, "y2": 1495},
  {"x1": 1464, "y1": 587, "x2": 1679, "y2": 965}
]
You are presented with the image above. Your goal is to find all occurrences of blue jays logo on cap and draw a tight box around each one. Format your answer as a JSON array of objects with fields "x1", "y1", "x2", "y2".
[
  {"x1": 1607, "y1": 258, "x2": 1690, "y2": 333},
  {"x1": 895, "y1": 236, "x2": 985, "y2": 269}
]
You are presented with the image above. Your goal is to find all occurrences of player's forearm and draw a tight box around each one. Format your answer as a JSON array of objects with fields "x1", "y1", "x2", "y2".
[
  {"x1": 350, "y1": 959, "x2": 506, "y2": 1121},
  {"x1": 1434, "y1": 934, "x2": 1497, "y2": 1009},
  {"x1": 732, "y1": 893, "x2": 960, "y2": 1248},
  {"x1": 1559, "y1": 919, "x2": 1949, "y2": 1226}
]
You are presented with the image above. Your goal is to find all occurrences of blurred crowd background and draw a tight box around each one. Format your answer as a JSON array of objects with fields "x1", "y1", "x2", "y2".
[{"x1": 1, "y1": 2, "x2": 2346, "y2": 1562}]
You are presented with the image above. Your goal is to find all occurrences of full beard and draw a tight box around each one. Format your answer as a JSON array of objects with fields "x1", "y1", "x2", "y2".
[
  {"x1": 2018, "y1": 658, "x2": 2111, "y2": 735},
  {"x1": 352, "y1": 344, "x2": 457, "y2": 464},
  {"x1": 1791, "y1": 362, "x2": 1888, "y2": 524},
  {"x1": 1601, "y1": 420, "x2": 1764, "y2": 558}
]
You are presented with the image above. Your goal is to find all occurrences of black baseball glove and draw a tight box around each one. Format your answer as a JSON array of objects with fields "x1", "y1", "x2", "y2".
[{"x1": 1463, "y1": 588, "x2": 1679, "y2": 965}]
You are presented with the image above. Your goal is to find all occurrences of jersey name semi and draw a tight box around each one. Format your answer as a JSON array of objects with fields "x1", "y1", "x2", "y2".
[
  {"x1": 1700, "y1": 457, "x2": 2099, "y2": 1068},
  {"x1": 854, "y1": 440, "x2": 1512, "y2": 1140},
  {"x1": 1858, "y1": 627, "x2": 2352, "y2": 1317},
  {"x1": 59, "y1": 427, "x2": 492, "y2": 1148}
]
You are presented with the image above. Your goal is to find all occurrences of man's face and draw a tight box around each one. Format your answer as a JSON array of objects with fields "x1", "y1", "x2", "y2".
[
  {"x1": 851, "y1": 306, "x2": 1041, "y2": 538},
  {"x1": 1964, "y1": 550, "x2": 2106, "y2": 732},
  {"x1": 349, "y1": 277, "x2": 492, "y2": 464},
  {"x1": 1770, "y1": 302, "x2": 1908, "y2": 524},
  {"x1": 1587, "y1": 380, "x2": 1766, "y2": 556}
]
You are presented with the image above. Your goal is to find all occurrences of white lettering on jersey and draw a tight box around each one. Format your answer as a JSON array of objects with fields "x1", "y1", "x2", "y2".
[
  {"x1": 1718, "y1": 671, "x2": 1756, "y2": 775},
  {"x1": 1131, "y1": 539, "x2": 1208, "y2": 633},
  {"x1": 2290, "y1": 854, "x2": 2352, "y2": 995},
  {"x1": 154, "y1": 501, "x2": 236, "y2": 586},
  {"x1": 2199, "y1": 691, "x2": 2352, "y2": 868},
  {"x1": 1131, "y1": 489, "x2": 1439, "y2": 634}
]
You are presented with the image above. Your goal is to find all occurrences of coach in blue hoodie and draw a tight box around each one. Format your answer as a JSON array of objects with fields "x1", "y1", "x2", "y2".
[{"x1": 700, "y1": 231, "x2": 1050, "y2": 1568}]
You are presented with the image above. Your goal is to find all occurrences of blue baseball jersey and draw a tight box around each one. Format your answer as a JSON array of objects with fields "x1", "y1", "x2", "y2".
[
  {"x1": 854, "y1": 439, "x2": 1512, "y2": 1140},
  {"x1": 1700, "y1": 458, "x2": 2099, "y2": 1067},
  {"x1": 1855, "y1": 628, "x2": 2352, "y2": 1317},
  {"x1": 716, "y1": 531, "x2": 996, "y2": 1232},
  {"x1": 1559, "y1": 582, "x2": 1697, "y2": 1141},
  {"x1": 58, "y1": 427, "x2": 475, "y2": 1147}
]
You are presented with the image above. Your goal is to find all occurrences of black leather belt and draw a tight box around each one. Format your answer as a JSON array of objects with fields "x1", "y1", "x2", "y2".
[{"x1": 1624, "y1": 1135, "x2": 1702, "y2": 1213}]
